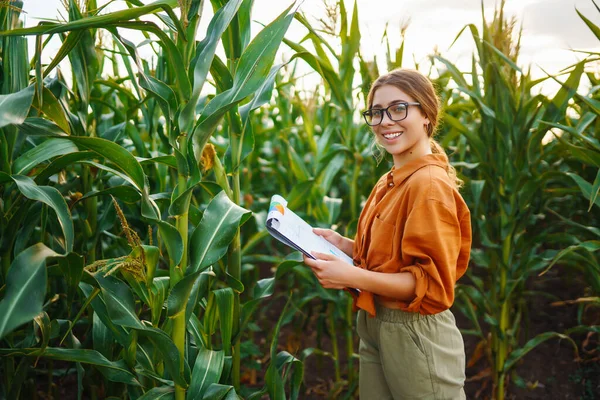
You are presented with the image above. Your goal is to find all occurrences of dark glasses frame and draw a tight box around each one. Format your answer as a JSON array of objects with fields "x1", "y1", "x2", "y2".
[{"x1": 362, "y1": 102, "x2": 421, "y2": 126}]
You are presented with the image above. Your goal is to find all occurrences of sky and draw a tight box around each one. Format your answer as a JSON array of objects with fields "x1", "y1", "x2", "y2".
[{"x1": 20, "y1": 0, "x2": 600, "y2": 93}]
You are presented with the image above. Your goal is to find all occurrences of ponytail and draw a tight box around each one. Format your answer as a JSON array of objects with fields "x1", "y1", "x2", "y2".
[{"x1": 430, "y1": 138, "x2": 463, "y2": 189}]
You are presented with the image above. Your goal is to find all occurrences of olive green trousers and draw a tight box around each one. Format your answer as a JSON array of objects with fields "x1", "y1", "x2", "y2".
[{"x1": 357, "y1": 304, "x2": 466, "y2": 400}]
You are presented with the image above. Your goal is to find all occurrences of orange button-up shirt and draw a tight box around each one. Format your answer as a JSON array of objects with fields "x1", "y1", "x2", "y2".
[{"x1": 352, "y1": 154, "x2": 471, "y2": 316}]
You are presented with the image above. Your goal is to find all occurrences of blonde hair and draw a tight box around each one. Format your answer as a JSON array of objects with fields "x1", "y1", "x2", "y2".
[{"x1": 367, "y1": 69, "x2": 463, "y2": 189}]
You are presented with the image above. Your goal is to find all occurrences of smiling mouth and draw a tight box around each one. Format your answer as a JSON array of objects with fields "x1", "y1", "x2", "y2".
[{"x1": 382, "y1": 132, "x2": 403, "y2": 140}]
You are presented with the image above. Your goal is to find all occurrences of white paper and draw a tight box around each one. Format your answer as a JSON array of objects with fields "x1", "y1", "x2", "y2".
[{"x1": 266, "y1": 195, "x2": 355, "y2": 265}]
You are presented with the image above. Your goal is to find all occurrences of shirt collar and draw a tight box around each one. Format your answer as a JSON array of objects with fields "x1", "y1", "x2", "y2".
[{"x1": 388, "y1": 154, "x2": 448, "y2": 187}]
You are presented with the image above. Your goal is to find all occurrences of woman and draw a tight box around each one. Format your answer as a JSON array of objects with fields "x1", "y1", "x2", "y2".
[{"x1": 303, "y1": 69, "x2": 471, "y2": 399}]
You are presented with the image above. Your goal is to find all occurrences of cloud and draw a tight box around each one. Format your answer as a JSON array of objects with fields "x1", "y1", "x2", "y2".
[{"x1": 522, "y1": 0, "x2": 600, "y2": 49}]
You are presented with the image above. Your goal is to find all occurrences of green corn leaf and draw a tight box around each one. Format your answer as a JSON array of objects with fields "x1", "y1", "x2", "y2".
[
  {"x1": 185, "y1": 271, "x2": 211, "y2": 324},
  {"x1": 110, "y1": 33, "x2": 176, "y2": 120},
  {"x1": 123, "y1": 273, "x2": 151, "y2": 307},
  {"x1": 151, "y1": 277, "x2": 170, "y2": 325},
  {"x1": 556, "y1": 135, "x2": 600, "y2": 167},
  {"x1": 577, "y1": 6, "x2": 600, "y2": 41},
  {"x1": 135, "y1": 341, "x2": 158, "y2": 374},
  {"x1": 229, "y1": 53, "x2": 306, "y2": 172},
  {"x1": 6, "y1": 174, "x2": 74, "y2": 253},
  {"x1": 590, "y1": 168, "x2": 600, "y2": 210},
  {"x1": 236, "y1": 278, "x2": 275, "y2": 343},
  {"x1": 540, "y1": 118, "x2": 600, "y2": 149},
  {"x1": 33, "y1": 311, "x2": 52, "y2": 355},
  {"x1": 167, "y1": 271, "x2": 202, "y2": 317},
  {"x1": 287, "y1": 180, "x2": 315, "y2": 210},
  {"x1": 434, "y1": 56, "x2": 495, "y2": 119},
  {"x1": 188, "y1": 347, "x2": 225, "y2": 400},
  {"x1": 317, "y1": 153, "x2": 345, "y2": 193},
  {"x1": 286, "y1": 145, "x2": 311, "y2": 181},
  {"x1": 210, "y1": 55, "x2": 234, "y2": 92},
  {"x1": 189, "y1": 191, "x2": 251, "y2": 274},
  {"x1": 66, "y1": 0, "x2": 99, "y2": 108},
  {"x1": 192, "y1": 3, "x2": 296, "y2": 149},
  {"x1": 138, "y1": 155, "x2": 178, "y2": 169},
  {"x1": 169, "y1": 182, "x2": 197, "y2": 216},
  {"x1": 57, "y1": 252, "x2": 85, "y2": 307},
  {"x1": 482, "y1": 40, "x2": 522, "y2": 73},
  {"x1": 294, "y1": 19, "x2": 336, "y2": 70},
  {"x1": 79, "y1": 283, "x2": 129, "y2": 348},
  {"x1": 470, "y1": 180, "x2": 486, "y2": 214},
  {"x1": 92, "y1": 312, "x2": 114, "y2": 359},
  {"x1": 200, "y1": 383, "x2": 237, "y2": 400},
  {"x1": 265, "y1": 295, "x2": 293, "y2": 400},
  {"x1": 0, "y1": 244, "x2": 57, "y2": 339},
  {"x1": 77, "y1": 186, "x2": 142, "y2": 205},
  {"x1": 566, "y1": 172, "x2": 600, "y2": 210},
  {"x1": 139, "y1": 245, "x2": 159, "y2": 285},
  {"x1": 1, "y1": 0, "x2": 28, "y2": 94},
  {"x1": 282, "y1": 40, "x2": 348, "y2": 110},
  {"x1": 179, "y1": 0, "x2": 244, "y2": 134},
  {"x1": 93, "y1": 273, "x2": 144, "y2": 329},
  {"x1": 66, "y1": 136, "x2": 146, "y2": 192},
  {"x1": 141, "y1": 192, "x2": 161, "y2": 220},
  {"x1": 211, "y1": 0, "x2": 247, "y2": 61},
  {"x1": 0, "y1": 85, "x2": 35, "y2": 128},
  {"x1": 224, "y1": 272, "x2": 244, "y2": 293},
  {"x1": 100, "y1": 122, "x2": 127, "y2": 143},
  {"x1": 539, "y1": 240, "x2": 600, "y2": 276},
  {"x1": 155, "y1": 220, "x2": 184, "y2": 267},
  {"x1": 79, "y1": 161, "x2": 139, "y2": 190},
  {"x1": 34, "y1": 151, "x2": 95, "y2": 183},
  {"x1": 274, "y1": 351, "x2": 303, "y2": 400},
  {"x1": 213, "y1": 288, "x2": 234, "y2": 355},
  {"x1": 458, "y1": 283, "x2": 489, "y2": 315},
  {"x1": 0, "y1": 0, "x2": 180, "y2": 37},
  {"x1": 236, "y1": 0, "x2": 253, "y2": 49},
  {"x1": 111, "y1": 24, "x2": 189, "y2": 105},
  {"x1": 135, "y1": 326, "x2": 190, "y2": 387},
  {"x1": 138, "y1": 386, "x2": 175, "y2": 399},
  {"x1": 42, "y1": 30, "x2": 84, "y2": 80},
  {"x1": 529, "y1": 63, "x2": 584, "y2": 158},
  {"x1": 339, "y1": 0, "x2": 360, "y2": 92},
  {"x1": 503, "y1": 332, "x2": 578, "y2": 372},
  {"x1": 30, "y1": 87, "x2": 71, "y2": 133},
  {"x1": 188, "y1": 314, "x2": 207, "y2": 349},
  {"x1": 135, "y1": 365, "x2": 175, "y2": 388},
  {"x1": 0, "y1": 348, "x2": 140, "y2": 386}
]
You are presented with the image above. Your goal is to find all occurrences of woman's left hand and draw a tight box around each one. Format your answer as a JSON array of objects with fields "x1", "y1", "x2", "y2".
[{"x1": 303, "y1": 252, "x2": 355, "y2": 290}]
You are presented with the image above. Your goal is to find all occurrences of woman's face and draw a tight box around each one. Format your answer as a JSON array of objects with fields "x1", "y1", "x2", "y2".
[{"x1": 370, "y1": 84, "x2": 431, "y2": 168}]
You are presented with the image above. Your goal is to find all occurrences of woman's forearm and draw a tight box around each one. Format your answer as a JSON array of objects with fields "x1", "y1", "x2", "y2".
[
  {"x1": 349, "y1": 268, "x2": 417, "y2": 302},
  {"x1": 341, "y1": 237, "x2": 355, "y2": 257}
]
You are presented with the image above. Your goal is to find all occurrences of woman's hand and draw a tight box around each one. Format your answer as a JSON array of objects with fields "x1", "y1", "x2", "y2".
[
  {"x1": 303, "y1": 252, "x2": 356, "y2": 290},
  {"x1": 312, "y1": 228, "x2": 354, "y2": 257}
]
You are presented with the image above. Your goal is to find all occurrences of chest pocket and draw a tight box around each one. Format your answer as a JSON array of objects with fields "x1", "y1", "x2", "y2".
[{"x1": 365, "y1": 215, "x2": 396, "y2": 267}]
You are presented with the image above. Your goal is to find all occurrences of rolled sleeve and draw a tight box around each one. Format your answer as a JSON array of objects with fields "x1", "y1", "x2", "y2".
[{"x1": 399, "y1": 200, "x2": 462, "y2": 314}]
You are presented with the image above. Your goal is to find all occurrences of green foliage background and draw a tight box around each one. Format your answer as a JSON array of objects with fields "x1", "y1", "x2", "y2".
[{"x1": 0, "y1": 0, "x2": 598, "y2": 399}]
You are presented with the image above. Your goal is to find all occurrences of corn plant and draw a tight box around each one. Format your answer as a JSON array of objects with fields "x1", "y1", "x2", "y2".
[
  {"x1": 243, "y1": 1, "x2": 382, "y2": 393},
  {"x1": 0, "y1": 0, "x2": 303, "y2": 398},
  {"x1": 433, "y1": 2, "x2": 586, "y2": 398},
  {"x1": 534, "y1": 1, "x2": 600, "y2": 320}
]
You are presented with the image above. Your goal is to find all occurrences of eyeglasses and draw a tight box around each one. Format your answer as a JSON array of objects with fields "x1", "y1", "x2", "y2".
[{"x1": 362, "y1": 102, "x2": 421, "y2": 126}]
